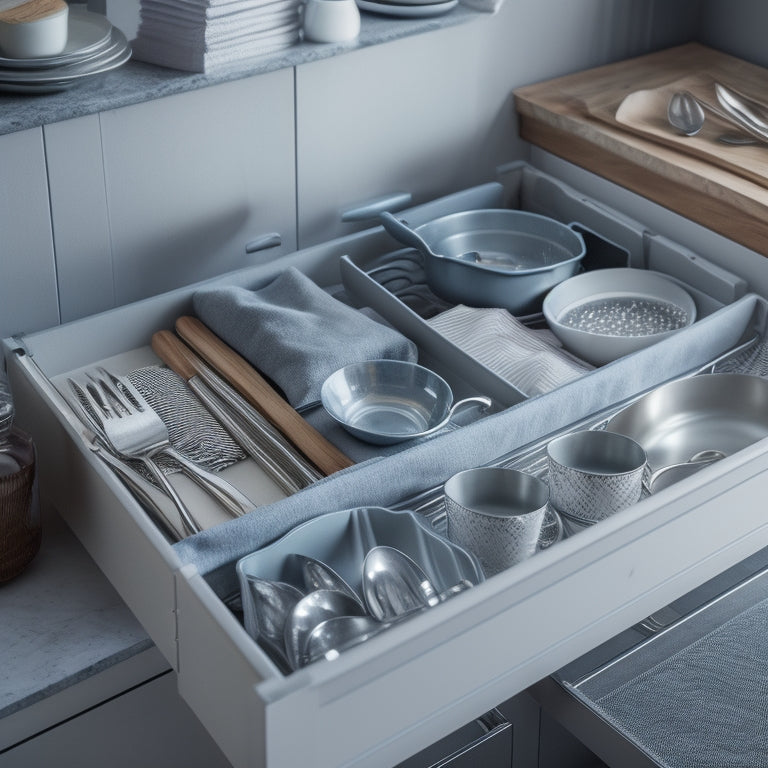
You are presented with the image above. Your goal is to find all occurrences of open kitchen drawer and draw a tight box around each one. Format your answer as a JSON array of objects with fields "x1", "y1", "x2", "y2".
[{"x1": 5, "y1": 165, "x2": 768, "y2": 768}]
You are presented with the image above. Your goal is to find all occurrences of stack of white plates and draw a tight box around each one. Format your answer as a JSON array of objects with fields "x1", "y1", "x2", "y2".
[
  {"x1": 0, "y1": 7, "x2": 131, "y2": 94},
  {"x1": 355, "y1": 0, "x2": 458, "y2": 19},
  {"x1": 131, "y1": 0, "x2": 302, "y2": 73}
]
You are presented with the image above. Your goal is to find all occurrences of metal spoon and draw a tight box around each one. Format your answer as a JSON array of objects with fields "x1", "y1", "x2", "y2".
[
  {"x1": 304, "y1": 615, "x2": 391, "y2": 665},
  {"x1": 647, "y1": 449, "x2": 726, "y2": 493},
  {"x1": 668, "y1": 91, "x2": 705, "y2": 136},
  {"x1": 714, "y1": 83, "x2": 768, "y2": 143},
  {"x1": 379, "y1": 212, "x2": 480, "y2": 264},
  {"x1": 284, "y1": 589, "x2": 365, "y2": 670},
  {"x1": 668, "y1": 90, "x2": 762, "y2": 145},
  {"x1": 290, "y1": 553, "x2": 364, "y2": 608},
  {"x1": 303, "y1": 583, "x2": 474, "y2": 666},
  {"x1": 362, "y1": 546, "x2": 440, "y2": 622},
  {"x1": 717, "y1": 132, "x2": 759, "y2": 146},
  {"x1": 243, "y1": 576, "x2": 303, "y2": 669}
]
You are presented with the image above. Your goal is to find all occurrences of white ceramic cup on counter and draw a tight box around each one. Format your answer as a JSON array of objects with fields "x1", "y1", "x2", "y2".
[
  {"x1": 444, "y1": 467, "x2": 549, "y2": 578},
  {"x1": 302, "y1": 0, "x2": 360, "y2": 44},
  {"x1": 0, "y1": 0, "x2": 69, "y2": 59}
]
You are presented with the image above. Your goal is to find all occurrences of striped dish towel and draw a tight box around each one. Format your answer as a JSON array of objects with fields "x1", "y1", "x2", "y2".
[{"x1": 427, "y1": 305, "x2": 593, "y2": 396}]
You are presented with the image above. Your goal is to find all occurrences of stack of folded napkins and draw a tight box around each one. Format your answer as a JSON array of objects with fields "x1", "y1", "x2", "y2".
[
  {"x1": 131, "y1": 0, "x2": 302, "y2": 73},
  {"x1": 427, "y1": 305, "x2": 594, "y2": 397}
]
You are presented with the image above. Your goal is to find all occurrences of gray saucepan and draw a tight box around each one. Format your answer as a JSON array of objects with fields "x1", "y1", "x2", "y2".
[
  {"x1": 380, "y1": 209, "x2": 586, "y2": 315},
  {"x1": 604, "y1": 373, "x2": 768, "y2": 486}
]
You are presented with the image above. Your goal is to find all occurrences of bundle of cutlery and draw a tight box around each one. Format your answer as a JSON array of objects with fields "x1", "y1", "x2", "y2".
[{"x1": 60, "y1": 312, "x2": 360, "y2": 540}]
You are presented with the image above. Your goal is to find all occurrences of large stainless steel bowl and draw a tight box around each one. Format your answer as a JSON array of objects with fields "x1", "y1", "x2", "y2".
[
  {"x1": 605, "y1": 373, "x2": 768, "y2": 476},
  {"x1": 413, "y1": 209, "x2": 586, "y2": 315}
]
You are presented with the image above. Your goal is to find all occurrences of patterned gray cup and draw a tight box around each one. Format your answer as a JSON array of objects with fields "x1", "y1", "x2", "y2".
[
  {"x1": 546, "y1": 430, "x2": 646, "y2": 524},
  {"x1": 444, "y1": 467, "x2": 549, "y2": 577}
]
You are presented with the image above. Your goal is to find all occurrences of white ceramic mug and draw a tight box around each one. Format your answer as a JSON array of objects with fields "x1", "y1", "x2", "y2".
[{"x1": 303, "y1": 0, "x2": 360, "y2": 43}]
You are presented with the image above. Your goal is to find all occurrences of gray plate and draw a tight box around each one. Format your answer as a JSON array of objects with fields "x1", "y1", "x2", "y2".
[{"x1": 0, "y1": 28, "x2": 130, "y2": 85}]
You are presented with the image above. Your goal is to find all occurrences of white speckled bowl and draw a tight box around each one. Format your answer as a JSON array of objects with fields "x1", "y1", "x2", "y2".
[{"x1": 543, "y1": 268, "x2": 696, "y2": 366}]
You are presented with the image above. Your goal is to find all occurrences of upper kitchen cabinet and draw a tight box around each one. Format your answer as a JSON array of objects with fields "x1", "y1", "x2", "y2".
[
  {"x1": 0, "y1": 129, "x2": 59, "y2": 339},
  {"x1": 294, "y1": 0, "x2": 698, "y2": 248},
  {"x1": 74, "y1": 68, "x2": 296, "y2": 310}
]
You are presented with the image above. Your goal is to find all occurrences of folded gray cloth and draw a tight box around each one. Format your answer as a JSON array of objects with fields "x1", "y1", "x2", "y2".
[{"x1": 193, "y1": 267, "x2": 418, "y2": 410}]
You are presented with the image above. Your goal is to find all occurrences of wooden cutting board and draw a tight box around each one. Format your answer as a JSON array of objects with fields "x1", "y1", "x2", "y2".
[{"x1": 513, "y1": 43, "x2": 768, "y2": 256}]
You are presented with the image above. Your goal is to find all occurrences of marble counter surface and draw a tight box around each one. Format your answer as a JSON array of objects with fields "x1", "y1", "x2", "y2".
[
  {"x1": 0, "y1": 7, "x2": 483, "y2": 136},
  {"x1": 0, "y1": 508, "x2": 152, "y2": 720}
]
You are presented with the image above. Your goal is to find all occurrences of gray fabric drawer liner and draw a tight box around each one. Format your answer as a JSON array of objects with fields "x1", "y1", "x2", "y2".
[
  {"x1": 173, "y1": 293, "x2": 764, "y2": 585},
  {"x1": 563, "y1": 568, "x2": 768, "y2": 768}
]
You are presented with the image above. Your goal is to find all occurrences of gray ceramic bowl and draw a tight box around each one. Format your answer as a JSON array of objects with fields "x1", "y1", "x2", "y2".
[{"x1": 543, "y1": 268, "x2": 696, "y2": 366}]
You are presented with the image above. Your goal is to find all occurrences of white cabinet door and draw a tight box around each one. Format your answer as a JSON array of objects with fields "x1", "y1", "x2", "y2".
[
  {"x1": 98, "y1": 69, "x2": 297, "y2": 306},
  {"x1": 0, "y1": 128, "x2": 59, "y2": 338},
  {"x1": 0, "y1": 672, "x2": 231, "y2": 768},
  {"x1": 295, "y1": 19, "x2": 519, "y2": 248},
  {"x1": 45, "y1": 115, "x2": 115, "y2": 323}
]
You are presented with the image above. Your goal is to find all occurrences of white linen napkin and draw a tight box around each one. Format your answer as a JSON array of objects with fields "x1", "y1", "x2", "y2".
[{"x1": 427, "y1": 305, "x2": 593, "y2": 397}]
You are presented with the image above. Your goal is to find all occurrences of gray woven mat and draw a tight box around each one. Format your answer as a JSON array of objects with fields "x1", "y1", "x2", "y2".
[{"x1": 580, "y1": 597, "x2": 768, "y2": 768}]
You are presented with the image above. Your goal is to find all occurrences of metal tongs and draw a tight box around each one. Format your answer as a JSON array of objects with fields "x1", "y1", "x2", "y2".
[{"x1": 714, "y1": 82, "x2": 768, "y2": 144}]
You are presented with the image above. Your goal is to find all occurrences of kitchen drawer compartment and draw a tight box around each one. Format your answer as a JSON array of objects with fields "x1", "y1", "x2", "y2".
[
  {"x1": 531, "y1": 547, "x2": 768, "y2": 768},
  {"x1": 338, "y1": 162, "x2": 746, "y2": 408},
  {"x1": 6, "y1": 174, "x2": 768, "y2": 767}
]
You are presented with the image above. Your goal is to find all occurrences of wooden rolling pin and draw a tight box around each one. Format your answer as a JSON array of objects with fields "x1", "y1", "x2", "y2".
[{"x1": 174, "y1": 315, "x2": 354, "y2": 477}]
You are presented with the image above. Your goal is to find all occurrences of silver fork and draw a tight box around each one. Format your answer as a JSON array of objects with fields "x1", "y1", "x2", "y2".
[
  {"x1": 68, "y1": 376, "x2": 202, "y2": 537},
  {"x1": 70, "y1": 368, "x2": 256, "y2": 529},
  {"x1": 67, "y1": 378, "x2": 202, "y2": 534},
  {"x1": 88, "y1": 367, "x2": 258, "y2": 519}
]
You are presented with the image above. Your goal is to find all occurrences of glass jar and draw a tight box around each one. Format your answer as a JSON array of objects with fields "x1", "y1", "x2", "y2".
[{"x1": 0, "y1": 427, "x2": 40, "y2": 582}]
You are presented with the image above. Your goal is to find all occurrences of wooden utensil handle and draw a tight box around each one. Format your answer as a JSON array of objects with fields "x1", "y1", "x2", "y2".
[
  {"x1": 174, "y1": 316, "x2": 354, "y2": 476},
  {"x1": 151, "y1": 329, "x2": 199, "y2": 382}
]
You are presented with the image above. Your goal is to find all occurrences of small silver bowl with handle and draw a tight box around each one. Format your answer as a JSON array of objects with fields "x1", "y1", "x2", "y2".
[{"x1": 321, "y1": 359, "x2": 490, "y2": 445}]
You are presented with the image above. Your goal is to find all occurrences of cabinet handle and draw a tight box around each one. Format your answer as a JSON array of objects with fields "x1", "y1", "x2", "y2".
[
  {"x1": 245, "y1": 233, "x2": 282, "y2": 254},
  {"x1": 340, "y1": 192, "x2": 413, "y2": 222}
]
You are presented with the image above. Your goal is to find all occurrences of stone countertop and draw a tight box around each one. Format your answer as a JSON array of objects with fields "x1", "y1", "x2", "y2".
[
  {"x1": 0, "y1": 508, "x2": 152, "y2": 721},
  {"x1": 0, "y1": 6, "x2": 483, "y2": 136}
]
